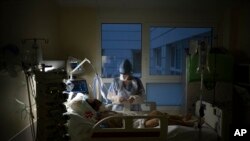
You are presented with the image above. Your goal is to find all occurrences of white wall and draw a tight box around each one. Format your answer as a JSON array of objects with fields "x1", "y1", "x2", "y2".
[{"x1": 0, "y1": 0, "x2": 58, "y2": 140}]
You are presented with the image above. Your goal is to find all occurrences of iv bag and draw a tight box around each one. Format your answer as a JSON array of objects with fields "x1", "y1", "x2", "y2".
[{"x1": 197, "y1": 41, "x2": 210, "y2": 73}]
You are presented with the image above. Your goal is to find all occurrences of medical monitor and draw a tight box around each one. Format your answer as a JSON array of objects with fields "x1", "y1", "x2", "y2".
[
  {"x1": 40, "y1": 60, "x2": 65, "y2": 72},
  {"x1": 69, "y1": 79, "x2": 89, "y2": 94}
]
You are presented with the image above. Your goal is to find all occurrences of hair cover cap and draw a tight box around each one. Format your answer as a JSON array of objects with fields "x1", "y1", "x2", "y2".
[{"x1": 119, "y1": 59, "x2": 132, "y2": 74}]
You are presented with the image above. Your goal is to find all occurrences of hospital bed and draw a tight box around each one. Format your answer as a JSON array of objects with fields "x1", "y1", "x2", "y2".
[
  {"x1": 65, "y1": 100, "x2": 222, "y2": 141},
  {"x1": 167, "y1": 101, "x2": 222, "y2": 141}
]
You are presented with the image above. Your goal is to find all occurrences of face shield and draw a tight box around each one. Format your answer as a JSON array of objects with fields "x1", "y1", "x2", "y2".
[
  {"x1": 119, "y1": 59, "x2": 132, "y2": 74},
  {"x1": 119, "y1": 74, "x2": 129, "y2": 81}
]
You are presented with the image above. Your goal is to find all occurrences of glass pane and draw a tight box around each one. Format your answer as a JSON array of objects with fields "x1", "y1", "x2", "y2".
[
  {"x1": 102, "y1": 24, "x2": 142, "y2": 78},
  {"x1": 146, "y1": 83, "x2": 184, "y2": 106},
  {"x1": 150, "y1": 27, "x2": 212, "y2": 75},
  {"x1": 103, "y1": 83, "x2": 111, "y2": 103}
]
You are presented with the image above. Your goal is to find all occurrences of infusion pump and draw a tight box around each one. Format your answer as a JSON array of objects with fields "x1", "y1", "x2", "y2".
[{"x1": 35, "y1": 70, "x2": 70, "y2": 141}]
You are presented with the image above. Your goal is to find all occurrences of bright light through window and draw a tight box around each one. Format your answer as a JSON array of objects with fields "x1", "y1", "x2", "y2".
[
  {"x1": 101, "y1": 23, "x2": 142, "y2": 78},
  {"x1": 148, "y1": 27, "x2": 213, "y2": 106},
  {"x1": 150, "y1": 27, "x2": 212, "y2": 75}
]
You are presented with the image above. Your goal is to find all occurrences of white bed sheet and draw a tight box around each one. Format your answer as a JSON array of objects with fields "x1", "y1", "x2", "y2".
[
  {"x1": 67, "y1": 112, "x2": 218, "y2": 141},
  {"x1": 65, "y1": 98, "x2": 221, "y2": 141},
  {"x1": 67, "y1": 112, "x2": 166, "y2": 141},
  {"x1": 167, "y1": 124, "x2": 219, "y2": 141}
]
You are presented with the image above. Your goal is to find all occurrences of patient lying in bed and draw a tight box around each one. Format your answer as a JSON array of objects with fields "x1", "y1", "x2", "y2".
[
  {"x1": 145, "y1": 110, "x2": 204, "y2": 128},
  {"x1": 66, "y1": 93, "x2": 206, "y2": 141},
  {"x1": 66, "y1": 93, "x2": 202, "y2": 129},
  {"x1": 65, "y1": 93, "x2": 124, "y2": 128}
]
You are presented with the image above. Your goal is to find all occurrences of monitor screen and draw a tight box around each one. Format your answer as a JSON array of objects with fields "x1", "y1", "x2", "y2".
[{"x1": 68, "y1": 79, "x2": 89, "y2": 94}]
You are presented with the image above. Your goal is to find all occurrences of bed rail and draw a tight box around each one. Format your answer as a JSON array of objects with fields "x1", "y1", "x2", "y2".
[
  {"x1": 195, "y1": 101, "x2": 223, "y2": 137},
  {"x1": 89, "y1": 115, "x2": 168, "y2": 141}
]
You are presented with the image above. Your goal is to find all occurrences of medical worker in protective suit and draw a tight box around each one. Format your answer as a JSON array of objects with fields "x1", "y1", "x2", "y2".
[{"x1": 107, "y1": 59, "x2": 145, "y2": 111}]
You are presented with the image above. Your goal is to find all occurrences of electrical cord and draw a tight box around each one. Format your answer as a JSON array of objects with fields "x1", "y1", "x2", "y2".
[
  {"x1": 15, "y1": 99, "x2": 36, "y2": 120},
  {"x1": 88, "y1": 61, "x2": 109, "y2": 103},
  {"x1": 28, "y1": 74, "x2": 36, "y2": 99},
  {"x1": 69, "y1": 58, "x2": 109, "y2": 103},
  {"x1": 24, "y1": 71, "x2": 36, "y2": 141}
]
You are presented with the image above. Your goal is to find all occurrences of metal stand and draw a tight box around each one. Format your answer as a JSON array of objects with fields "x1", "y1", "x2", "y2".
[
  {"x1": 197, "y1": 72, "x2": 205, "y2": 141},
  {"x1": 196, "y1": 40, "x2": 209, "y2": 141}
]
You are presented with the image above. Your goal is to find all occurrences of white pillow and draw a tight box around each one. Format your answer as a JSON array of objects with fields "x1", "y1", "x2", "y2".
[{"x1": 67, "y1": 93, "x2": 97, "y2": 123}]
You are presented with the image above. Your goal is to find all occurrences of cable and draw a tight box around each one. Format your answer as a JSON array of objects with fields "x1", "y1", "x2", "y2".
[
  {"x1": 212, "y1": 48, "x2": 217, "y2": 106},
  {"x1": 15, "y1": 99, "x2": 36, "y2": 120},
  {"x1": 24, "y1": 71, "x2": 36, "y2": 141},
  {"x1": 84, "y1": 60, "x2": 108, "y2": 103},
  {"x1": 197, "y1": 40, "x2": 209, "y2": 141},
  {"x1": 93, "y1": 74, "x2": 109, "y2": 103},
  {"x1": 69, "y1": 57, "x2": 109, "y2": 102},
  {"x1": 198, "y1": 73, "x2": 204, "y2": 141},
  {"x1": 28, "y1": 74, "x2": 36, "y2": 99}
]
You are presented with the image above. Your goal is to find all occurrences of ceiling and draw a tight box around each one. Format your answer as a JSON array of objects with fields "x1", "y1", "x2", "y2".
[{"x1": 57, "y1": 0, "x2": 236, "y2": 9}]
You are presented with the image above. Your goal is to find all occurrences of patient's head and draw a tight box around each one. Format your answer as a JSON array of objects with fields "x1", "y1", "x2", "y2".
[
  {"x1": 66, "y1": 93, "x2": 86, "y2": 110},
  {"x1": 66, "y1": 92, "x2": 106, "y2": 113},
  {"x1": 66, "y1": 93, "x2": 98, "y2": 123}
]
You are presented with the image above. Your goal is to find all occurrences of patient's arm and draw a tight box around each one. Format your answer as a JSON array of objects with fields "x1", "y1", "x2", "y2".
[
  {"x1": 128, "y1": 95, "x2": 144, "y2": 104},
  {"x1": 144, "y1": 110, "x2": 203, "y2": 127},
  {"x1": 107, "y1": 91, "x2": 122, "y2": 103}
]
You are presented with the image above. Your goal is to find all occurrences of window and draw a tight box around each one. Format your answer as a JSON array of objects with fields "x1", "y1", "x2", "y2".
[
  {"x1": 150, "y1": 27, "x2": 212, "y2": 75},
  {"x1": 169, "y1": 44, "x2": 182, "y2": 75},
  {"x1": 153, "y1": 47, "x2": 162, "y2": 73},
  {"x1": 147, "y1": 27, "x2": 213, "y2": 106},
  {"x1": 147, "y1": 83, "x2": 184, "y2": 106},
  {"x1": 101, "y1": 23, "x2": 142, "y2": 78},
  {"x1": 101, "y1": 24, "x2": 213, "y2": 107}
]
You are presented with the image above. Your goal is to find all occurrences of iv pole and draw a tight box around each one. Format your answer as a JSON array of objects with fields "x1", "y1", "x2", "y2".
[{"x1": 196, "y1": 40, "x2": 209, "y2": 141}]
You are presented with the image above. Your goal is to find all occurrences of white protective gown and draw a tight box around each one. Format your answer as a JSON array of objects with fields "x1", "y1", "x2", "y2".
[{"x1": 107, "y1": 76, "x2": 145, "y2": 111}]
